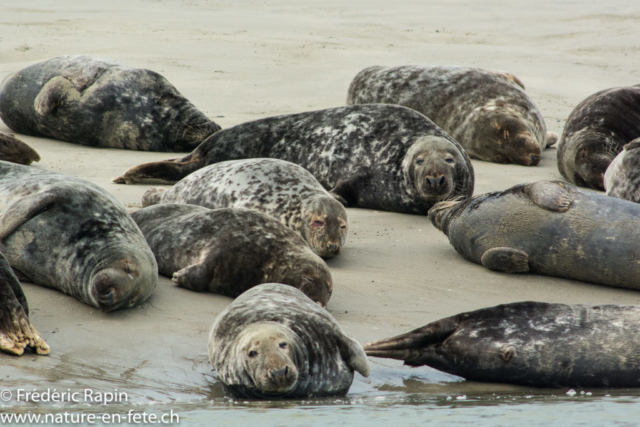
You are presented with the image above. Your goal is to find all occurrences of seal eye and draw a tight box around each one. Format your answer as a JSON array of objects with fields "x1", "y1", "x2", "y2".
[
  {"x1": 416, "y1": 159, "x2": 424, "y2": 165},
  {"x1": 340, "y1": 225, "x2": 347, "y2": 229},
  {"x1": 312, "y1": 220, "x2": 324, "y2": 227},
  {"x1": 248, "y1": 350, "x2": 258, "y2": 358},
  {"x1": 279, "y1": 342, "x2": 287, "y2": 349},
  {"x1": 445, "y1": 157, "x2": 454, "y2": 164}
]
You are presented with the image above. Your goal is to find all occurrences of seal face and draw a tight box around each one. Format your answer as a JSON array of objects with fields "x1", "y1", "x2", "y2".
[
  {"x1": 130, "y1": 204, "x2": 333, "y2": 307},
  {"x1": 0, "y1": 132, "x2": 40, "y2": 165},
  {"x1": 0, "y1": 161, "x2": 157, "y2": 311},
  {"x1": 346, "y1": 65, "x2": 557, "y2": 166},
  {"x1": 429, "y1": 180, "x2": 640, "y2": 290},
  {"x1": 0, "y1": 250, "x2": 49, "y2": 356},
  {"x1": 114, "y1": 104, "x2": 474, "y2": 215},
  {"x1": 364, "y1": 301, "x2": 640, "y2": 388},
  {"x1": 208, "y1": 283, "x2": 370, "y2": 398},
  {"x1": 557, "y1": 86, "x2": 640, "y2": 190},
  {"x1": 142, "y1": 159, "x2": 349, "y2": 258},
  {"x1": 0, "y1": 55, "x2": 220, "y2": 151},
  {"x1": 605, "y1": 138, "x2": 640, "y2": 202}
]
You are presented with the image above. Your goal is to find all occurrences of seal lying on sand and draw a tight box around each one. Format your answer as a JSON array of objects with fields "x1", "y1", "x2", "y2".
[
  {"x1": 0, "y1": 55, "x2": 220, "y2": 151},
  {"x1": 557, "y1": 86, "x2": 640, "y2": 190},
  {"x1": 114, "y1": 104, "x2": 474, "y2": 215},
  {"x1": 0, "y1": 133, "x2": 40, "y2": 165},
  {"x1": 0, "y1": 251, "x2": 49, "y2": 356},
  {"x1": 0, "y1": 161, "x2": 157, "y2": 311},
  {"x1": 209, "y1": 283, "x2": 370, "y2": 398},
  {"x1": 346, "y1": 65, "x2": 557, "y2": 166},
  {"x1": 604, "y1": 138, "x2": 640, "y2": 203},
  {"x1": 429, "y1": 180, "x2": 640, "y2": 290},
  {"x1": 365, "y1": 301, "x2": 640, "y2": 388},
  {"x1": 131, "y1": 204, "x2": 333, "y2": 307},
  {"x1": 142, "y1": 159, "x2": 349, "y2": 258}
]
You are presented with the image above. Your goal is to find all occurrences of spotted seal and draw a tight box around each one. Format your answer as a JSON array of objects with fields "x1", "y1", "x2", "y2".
[
  {"x1": 0, "y1": 250, "x2": 49, "y2": 356},
  {"x1": 365, "y1": 301, "x2": 640, "y2": 388},
  {"x1": 0, "y1": 55, "x2": 220, "y2": 151},
  {"x1": 557, "y1": 86, "x2": 640, "y2": 190},
  {"x1": 604, "y1": 138, "x2": 640, "y2": 202},
  {"x1": 0, "y1": 132, "x2": 40, "y2": 165},
  {"x1": 113, "y1": 104, "x2": 474, "y2": 215},
  {"x1": 346, "y1": 65, "x2": 557, "y2": 166},
  {"x1": 0, "y1": 161, "x2": 157, "y2": 311},
  {"x1": 429, "y1": 180, "x2": 640, "y2": 290},
  {"x1": 208, "y1": 283, "x2": 370, "y2": 398},
  {"x1": 142, "y1": 159, "x2": 349, "y2": 258},
  {"x1": 130, "y1": 204, "x2": 333, "y2": 307}
]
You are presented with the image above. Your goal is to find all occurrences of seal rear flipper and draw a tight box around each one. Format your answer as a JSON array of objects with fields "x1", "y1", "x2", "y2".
[
  {"x1": 34, "y1": 76, "x2": 81, "y2": 116},
  {"x1": 112, "y1": 158, "x2": 198, "y2": 185},
  {"x1": 545, "y1": 132, "x2": 559, "y2": 148},
  {"x1": 480, "y1": 247, "x2": 530, "y2": 273},
  {"x1": 141, "y1": 187, "x2": 168, "y2": 207},
  {"x1": 171, "y1": 262, "x2": 211, "y2": 292},
  {"x1": 0, "y1": 133, "x2": 41, "y2": 165},
  {"x1": 523, "y1": 181, "x2": 573, "y2": 212},
  {"x1": 623, "y1": 138, "x2": 640, "y2": 151},
  {"x1": 338, "y1": 337, "x2": 371, "y2": 377},
  {"x1": 0, "y1": 191, "x2": 62, "y2": 240}
]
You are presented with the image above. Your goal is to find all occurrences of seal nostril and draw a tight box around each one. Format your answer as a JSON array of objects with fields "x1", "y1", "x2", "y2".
[{"x1": 530, "y1": 155, "x2": 540, "y2": 164}]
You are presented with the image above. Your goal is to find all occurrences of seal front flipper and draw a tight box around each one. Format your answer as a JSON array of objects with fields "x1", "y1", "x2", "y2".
[
  {"x1": 480, "y1": 247, "x2": 530, "y2": 273},
  {"x1": 171, "y1": 262, "x2": 211, "y2": 292},
  {"x1": 0, "y1": 191, "x2": 62, "y2": 240},
  {"x1": 545, "y1": 132, "x2": 559, "y2": 148},
  {"x1": 34, "y1": 76, "x2": 82, "y2": 116},
  {"x1": 0, "y1": 133, "x2": 41, "y2": 165},
  {"x1": 523, "y1": 181, "x2": 573, "y2": 212},
  {"x1": 329, "y1": 176, "x2": 363, "y2": 207},
  {"x1": 141, "y1": 187, "x2": 168, "y2": 207},
  {"x1": 112, "y1": 158, "x2": 199, "y2": 185},
  {"x1": 338, "y1": 336, "x2": 370, "y2": 377}
]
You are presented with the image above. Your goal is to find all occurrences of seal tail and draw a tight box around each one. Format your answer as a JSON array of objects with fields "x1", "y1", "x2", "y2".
[
  {"x1": 112, "y1": 158, "x2": 200, "y2": 185},
  {"x1": 0, "y1": 133, "x2": 41, "y2": 165}
]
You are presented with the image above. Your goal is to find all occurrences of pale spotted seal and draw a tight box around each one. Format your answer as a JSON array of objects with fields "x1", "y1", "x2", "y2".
[
  {"x1": 429, "y1": 180, "x2": 640, "y2": 290},
  {"x1": 0, "y1": 161, "x2": 157, "y2": 311},
  {"x1": 0, "y1": 55, "x2": 220, "y2": 151},
  {"x1": 130, "y1": 204, "x2": 333, "y2": 307},
  {"x1": 346, "y1": 65, "x2": 557, "y2": 166},
  {"x1": 604, "y1": 138, "x2": 640, "y2": 202},
  {"x1": 208, "y1": 283, "x2": 370, "y2": 398},
  {"x1": 142, "y1": 159, "x2": 348, "y2": 258},
  {"x1": 0, "y1": 251, "x2": 49, "y2": 356},
  {"x1": 557, "y1": 86, "x2": 640, "y2": 190},
  {"x1": 113, "y1": 104, "x2": 474, "y2": 215},
  {"x1": 0, "y1": 132, "x2": 40, "y2": 165},
  {"x1": 365, "y1": 301, "x2": 640, "y2": 388}
]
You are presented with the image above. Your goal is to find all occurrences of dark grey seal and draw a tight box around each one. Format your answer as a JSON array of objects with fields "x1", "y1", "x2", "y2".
[
  {"x1": 0, "y1": 251, "x2": 49, "y2": 356},
  {"x1": 113, "y1": 104, "x2": 474, "y2": 215},
  {"x1": 429, "y1": 180, "x2": 640, "y2": 290},
  {"x1": 0, "y1": 55, "x2": 220, "y2": 151},
  {"x1": 0, "y1": 161, "x2": 157, "y2": 311},
  {"x1": 346, "y1": 65, "x2": 557, "y2": 166},
  {"x1": 557, "y1": 86, "x2": 640, "y2": 190},
  {"x1": 605, "y1": 138, "x2": 640, "y2": 202},
  {"x1": 364, "y1": 301, "x2": 640, "y2": 388},
  {"x1": 130, "y1": 204, "x2": 333, "y2": 307},
  {"x1": 208, "y1": 283, "x2": 370, "y2": 398},
  {"x1": 142, "y1": 159, "x2": 349, "y2": 258},
  {"x1": 0, "y1": 132, "x2": 40, "y2": 165}
]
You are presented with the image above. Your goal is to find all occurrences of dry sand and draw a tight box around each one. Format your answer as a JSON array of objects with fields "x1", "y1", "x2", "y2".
[{"x1": 2, "y1": 0, "x2": 640, "y2": 403}]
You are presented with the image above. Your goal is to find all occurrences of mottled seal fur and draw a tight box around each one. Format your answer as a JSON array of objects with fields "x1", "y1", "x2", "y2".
[
  {"x1": 0, "y1": 251, "x2": 49, "y2": 356},
  {"x1": 142, "y1": 159, "x2": 349, "y2": 258},
  {"x1": 365, "y1": 301, "x2": 640, "y2": 388},
  {"x1": 557, "y1": 86, "x2": 640, "y2": 190},
  {"x1": 347, "y1": 65, "x2": 557, "y2": 166},
  {"x1": 605, "y1": 138, "x2": 640, "y2": 202},
  {"x1": 130, "y1": 204, "x2": 333, "y2": 307},
  {"x1": 208, "y1": 283, "x2": 370, "y2": 398},
  {"x1": 0, "y1": 132, "x2": 40, "y2": 165},
  {"x1": 114, "y1": 104, "x2": 474, "y2": 215},
  {"x1": 0, "y1": 55, "x2": 220, "y2": 151},
  {"x1": 0, "y1": 161, "x2": 157, "y2": 311},
  {"x1": 429, "y1": 180, "x2": 640, "y2": 290}
]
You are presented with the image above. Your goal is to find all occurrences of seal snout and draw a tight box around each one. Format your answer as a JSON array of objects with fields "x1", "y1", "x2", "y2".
[
  {"x1": 425, "y1": 174, "x2": 448, "y2": 194},
  {"x1": 91, "y1": 257, "x2": 156, "y2": 312}
]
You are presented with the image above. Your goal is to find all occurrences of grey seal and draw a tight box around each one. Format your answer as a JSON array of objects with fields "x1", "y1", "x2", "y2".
[
  {"x1": 0, "y1": 161, "x2": 157, "y2": 311},
  {"x1": 0, "y1": 55, "x2": 220, "y2": 151},
  {"x1": 142, "y1": 159, "x2": 349, "y2": 258},
  {"x1": 130, "y1": 204, "x2": 333, "y2": 307},
  {"x1": 346, "y1": 65, "x2": 557, "y2": 166},
  {"x1": 0, "y1": 250, "x2": 49, "y2": 356},
  {"x1": 429, "y1": 180, "x2": 640, "y2": 290},
  {"x1": 605, "y1": 138, "x2": 640, "y2": 202},
  {"x1": 365, "y1": 301, "x2": 640, "y2": 388},
  {"x1": 208, "y1": 283, "x2": 370, "y2": 398},
  {"x1": 0, "y1": 132, "x2": 40, "y2": 165},
  {"x1": 557, "y1": 86, "x2": 640, "y2": 190},
  {"x1": 113, "y1": 104, "x2": 474, "y2": 215}
]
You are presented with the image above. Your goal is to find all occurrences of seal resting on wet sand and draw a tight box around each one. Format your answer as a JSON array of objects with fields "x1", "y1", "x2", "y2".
[
  {"x1": 0, "y1": 132, "x2": 40, "y2": 165},
  {"x1": 346, "y1": 65, "x2": 557, "y2": 166},
  {"x1": 605, "y1": 138, "x2": 640, "y2": 203},
  {"x1": 208, "y1": 283, "x2": 370, "y2": 398},
  {"x1": 429, "y1": 180, "x2": 640, "y2": 290},
  {"x1": 141, "y1": 159, "x2": 349, "y2": 258},
  {"x1": 364, "y1": 301, "x2": 640, "y2": 388},
  {"x1": 114, "y1": 104, "x2": 474, "y2": 215},
  {"x1": 131, "y1": 204, "x2": 333, "y2": 307},
  {"x1": 0, "y1": 161, "x2": 157, "y2": 311},
  {"x1": 0, "y1": 55, "x2": 220, "y2": 151}
]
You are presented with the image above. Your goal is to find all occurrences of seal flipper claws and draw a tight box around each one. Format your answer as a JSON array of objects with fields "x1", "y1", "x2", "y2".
[
  {"x1": 0, "y1": 191, "x2": 61, "y2": 240},
  {"x1": 481, "y1": 247, "x2": 530, "y2": 273},
  {"x1": 171, "y1": 262, "x2": 210, "y2": 292},
  {"x1": 34, "y1": 76, "x2": 81, "y2": 116},
  {"x1": 339, "y1": 337, "x2": 370, "y2": 377},
  {"x1": 524, "y1": 181, "x2": 573, "y2": 212}
]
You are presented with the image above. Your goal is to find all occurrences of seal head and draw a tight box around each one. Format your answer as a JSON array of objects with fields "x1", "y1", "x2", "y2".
[{"x1": 300, "y1": 195, "x2": 349, "y2": 258}]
